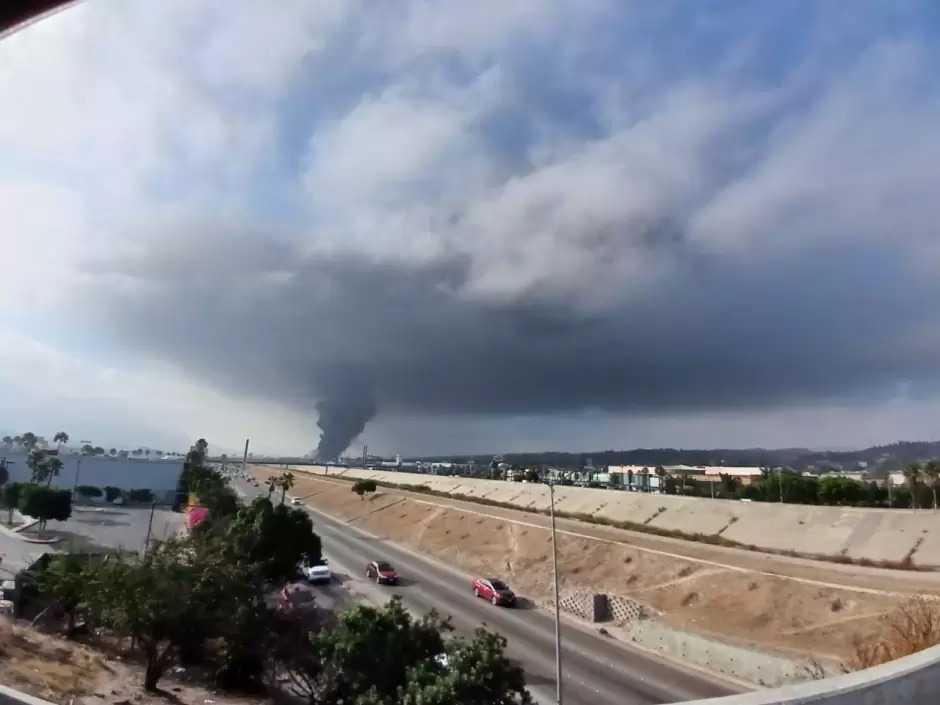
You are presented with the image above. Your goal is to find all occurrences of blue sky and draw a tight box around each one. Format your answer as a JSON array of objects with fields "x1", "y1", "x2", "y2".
[{"x1": 1, "y1": 0, "x2": 940, "y2": 456}]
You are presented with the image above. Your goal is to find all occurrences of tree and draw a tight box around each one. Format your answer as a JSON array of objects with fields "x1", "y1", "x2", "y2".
[
  {"x1": 38, "y1": 552, "x2": 96, "y2": 634},
  {"x1": 87, "y1": 538, "x2": 246, "y2": 690},
  {"x1": 109, "y1": 448, "x2": 117, "y2": 456},
  {"x1": 128, "y1": 489, "x2": 155, "y2": 503},
  {"x1": 81, "y1": 443, "x2": 94, "y2": 456},
  {"x1": 0, "y1": 458, "x2": 8, "y2": 488},
  {"x1": 352, "y1": 480, "x2": 377, "y2": 501},
  {"x1": 118, "y1": 449, "x2": 130, "y2": 459},
  {"x1": 904, "y1": 463, "x2": 923, "y2": 509},
  {"x1": 225, "y1": 496, "x2": 321, "y2": 584},
  {"x1": 20, "y1": 432, "x2": 38, "y2": 451},
  {"x1": 26, "y1": 449, "x2": 50, "y2": 484},
  {"x1": 53, "y1": 431, "x2": 69, "y2": 451},
  {"x1": 44, "y1": 456, "x2": 63, "y2": 487},
  {"x1": 818, "y1": 476, "x2": 863, "y2": 505},
  {"x1": 278, "y1": 472, "x2": 296, "y2": 504},
  {"x1": 18, "y1": 485, "x2": 72, "y2": 533},
  {"x1": 2, "y1": 483, "x2": 23, "y2": 524},
  {"x1": 280, "y1": 598, "x2": 531, "y2": 705},
  {"x1": 104, "y1": 486, "x2": 122, "y2": 502},
  {"x1": 924, "y1": 461, "x2": 940, "y2": 510},
  {"x1": 265, "y1": 476, "x2": 279, "y2": 499},
  {"x1": 93, "y1": 446, "x2": 105, "y2": 456},
  {"x1": 1, "y1": 436, "x2": 12, "y2": 450},
  {"x1": 76, "y1": 485, "x2": 103, "y2": 500}
]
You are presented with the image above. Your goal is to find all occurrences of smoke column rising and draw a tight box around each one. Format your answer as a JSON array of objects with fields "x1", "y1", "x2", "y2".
[{"x1": 314, "y1": 393, "x2": 377, "y2": 460}]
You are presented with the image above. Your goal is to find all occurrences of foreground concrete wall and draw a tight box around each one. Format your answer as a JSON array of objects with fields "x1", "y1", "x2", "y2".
[
  {"x1": 0, "y1": 685, "x2": 54, "y2": 705},
  {"x1": 287, "y1": 465, "x2": 940, "y2": 567},
  {"x1": 683, "y1": 641, "x2": 940, "y2": 704}
]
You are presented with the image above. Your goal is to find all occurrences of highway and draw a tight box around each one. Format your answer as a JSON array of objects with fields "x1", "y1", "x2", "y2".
[{"x1": 232, "y1": 477, "x2": 741, "y2": 705}]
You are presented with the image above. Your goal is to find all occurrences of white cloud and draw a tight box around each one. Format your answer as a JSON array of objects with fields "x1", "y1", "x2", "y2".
[{"x1": 1, "y1": 1, "x2": 939, "y2": 453}]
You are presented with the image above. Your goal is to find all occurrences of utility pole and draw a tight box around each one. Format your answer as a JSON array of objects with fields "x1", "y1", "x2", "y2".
[
  {"x1": 241, "y1": 438, "x2": 250, "y2": 476},
  {"x1": 143, "y1": 501, "x2": 156, "y2": 553},
  {"x1": 778, "y1": 468, "x2": 784, "y2": 503},
  {"x1": 548, "y1": 480, "x2": 564, "y2": 705},
  {"x1": 72, "y1": 458, "x2": 82, "y2": 499}
]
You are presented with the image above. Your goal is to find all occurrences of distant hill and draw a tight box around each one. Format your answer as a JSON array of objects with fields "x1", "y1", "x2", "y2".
[{"x1": 415, "y1": 440, "x2": 940, "y2": 472}]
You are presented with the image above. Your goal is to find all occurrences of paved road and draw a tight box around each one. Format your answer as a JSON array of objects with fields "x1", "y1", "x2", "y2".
[{"x1": 232, "y1": 477, "x2": 740, "y2": 705}]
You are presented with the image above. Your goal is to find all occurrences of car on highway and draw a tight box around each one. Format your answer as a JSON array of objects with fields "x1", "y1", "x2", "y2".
[
  {"x1": 472, "y1": 577, "x2": 516, "y2": 606},
  {"x1": 301, "y1": 557, "x2": 331, "y2": 584},
  {"x1": 365, "y1": 560, "x2": 399, "y2": 585},
  {"x1": 290, "y1": 497, "x2": 303, "y2": 505},
  {"x1": 279, "y1": 582, "x2": 317, "y2": 613}
]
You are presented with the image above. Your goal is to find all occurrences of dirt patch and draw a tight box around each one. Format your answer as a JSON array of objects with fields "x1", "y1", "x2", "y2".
[
  {"x1": 266, "y1": 469, "x2": 910, "y2": 661},
  {"x1": 0, "y1": 621, "x2": 264, "y2": 705}
]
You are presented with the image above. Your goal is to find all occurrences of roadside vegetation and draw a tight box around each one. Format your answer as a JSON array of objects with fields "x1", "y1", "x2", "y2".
[
  {"x1": 27, "y1": 439, "x2": 531, "y2": 704},
  {"x1": 849, "y1": 597, "x2": 940, "y2": 670}
]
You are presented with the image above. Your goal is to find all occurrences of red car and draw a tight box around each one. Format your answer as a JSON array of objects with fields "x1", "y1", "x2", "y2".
[
  {"x1": 473, "y1": 577, "x2": 516, "y2": 606},
  {"x1": 279, "y1": 582, "x2": 317, "y2": 613},
  {"x1": 366, "y1": 560, "x2": 399, "y2": 585}
]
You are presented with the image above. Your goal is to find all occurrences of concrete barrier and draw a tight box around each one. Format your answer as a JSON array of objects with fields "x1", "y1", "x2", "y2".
[
  {"x1": 683, "y1": 641, "x2": 940, "y2": 704},
  {"x1": 0, "y1": 685, "x2": 54, "y2": 705},
  {"x1": 287, "y1": 466, "x2": 940, "y2": 567}
]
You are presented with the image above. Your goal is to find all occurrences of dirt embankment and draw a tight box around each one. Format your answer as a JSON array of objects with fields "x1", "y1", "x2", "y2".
[{"x1": 258, "y1": 468, "x2": 912, "y2": 661}]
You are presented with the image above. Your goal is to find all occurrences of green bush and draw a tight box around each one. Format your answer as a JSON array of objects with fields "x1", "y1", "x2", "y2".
[
  {"x1": 103, "y1": 486, "x2": 122, "y2": 502},
  {"x1": 76, "y1": 485, "x2": 102, "y2": 499},
  {"x1": 128, "y1": 489, "x2": 155, "y2": 504}
]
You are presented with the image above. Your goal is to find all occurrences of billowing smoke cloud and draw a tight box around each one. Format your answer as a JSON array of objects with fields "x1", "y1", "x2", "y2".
[
  {"x1": 49, "y1": 0, "x2": 940, "y2": 452},
  {"x1": 313, "y1": 375, "x2": 377, "y2": 460}
]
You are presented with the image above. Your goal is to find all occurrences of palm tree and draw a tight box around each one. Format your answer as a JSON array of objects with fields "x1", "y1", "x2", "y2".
[
  {"x1": 265, "y1": 476, "x2": 278, "y2": 499},
  {"x1": 109, "y1": 448, "x2": 117, "y2": 457},
  {"x1": 904, "y1": 462, "x2": 923, "y2": 509},
  {"x1": 53, "y1": 431, "x2": 69, "y2": 452},
  {"x1": 924, "y1": 460, "x2": 940, "y2": 510},
  {"x1": 278, "y1": 472, "x2": 295, "y2": 504},
  {"x1": 20, "y1": 432, "x2": 38, "y2": 451}
]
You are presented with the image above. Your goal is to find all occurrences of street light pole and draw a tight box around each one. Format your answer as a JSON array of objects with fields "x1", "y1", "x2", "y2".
[
  {"x1": 548, "y1": 480, "x2": 563, "y2": 705},
  {"x1": 143, "y1": 501, "x2": 156, "y2": 553},
  {"x1": 72, "y1": 459, "x2": 82, "y2": 499}
]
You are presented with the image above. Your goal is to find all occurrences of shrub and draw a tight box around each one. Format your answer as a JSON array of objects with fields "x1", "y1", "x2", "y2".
[
  {"x1": 76, "y1": 485, "x2": 102, "y2": 499},
  {"x1": 103, "y1": 486, "x2": 122, "y2": 502},
  {"x1": 847, "y1": 597, "x2": 940, "y2": 670},
  {"x1": 128, "y1": 489, "x2": 155, "y2": 504}
]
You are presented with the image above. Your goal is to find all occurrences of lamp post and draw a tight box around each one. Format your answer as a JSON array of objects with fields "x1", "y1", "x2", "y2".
[
  {"x1": 548, "y1": 478, "x2": 563, "y2": 705},
  {"x1": 71, "y1": 459, "x2": 82, "y2": 500}
]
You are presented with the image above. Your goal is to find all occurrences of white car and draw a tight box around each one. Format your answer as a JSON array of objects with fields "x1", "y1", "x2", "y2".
[
  {"x1": 290, "y1": 497, "x2": 303, "y2": 505},
  {"x1": 301, "y1": 558, "x2": 331, "y2": 584}
]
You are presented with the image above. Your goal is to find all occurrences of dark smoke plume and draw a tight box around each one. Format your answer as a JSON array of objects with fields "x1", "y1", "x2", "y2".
[{"x1": 314, "y1": 392, "x2": 377, "y2": 460}]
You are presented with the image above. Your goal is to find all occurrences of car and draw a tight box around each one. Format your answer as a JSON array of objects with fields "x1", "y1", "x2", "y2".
[
  {"x1": 365, "y1": 560, "x2": 399, "y2": 585},
  {"x1": 290, "y1": 497, "x2": 303, "y2": 505},
  {"x1": 279, "y1": 582, "x2": 317, "y2": 613},
  {"x1": 301, "y1": 557, "x2": 331, "y2": 584},
  {"x1": 472, "y1": 577, "x2": 516, "y2": 606}
]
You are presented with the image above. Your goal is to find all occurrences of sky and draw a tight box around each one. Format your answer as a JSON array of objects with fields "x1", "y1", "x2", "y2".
[{"x1": 2, "y1": 0, "x2": 940, "y2": 456}]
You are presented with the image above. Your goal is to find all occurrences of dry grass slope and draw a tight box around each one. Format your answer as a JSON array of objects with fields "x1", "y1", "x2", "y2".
[{"x1": 266, "y1": 469, "x2": 918, "y2": 661}]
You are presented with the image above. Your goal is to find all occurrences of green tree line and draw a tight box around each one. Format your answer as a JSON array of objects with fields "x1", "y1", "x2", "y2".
[{"x1": 661, "y1": 461, "x2": 940, "y2": 509}]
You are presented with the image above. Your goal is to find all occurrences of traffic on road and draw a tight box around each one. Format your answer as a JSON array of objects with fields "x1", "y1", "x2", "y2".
[{"x1": 225, "y1": 468, "x2": 740, "y2": 705}]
